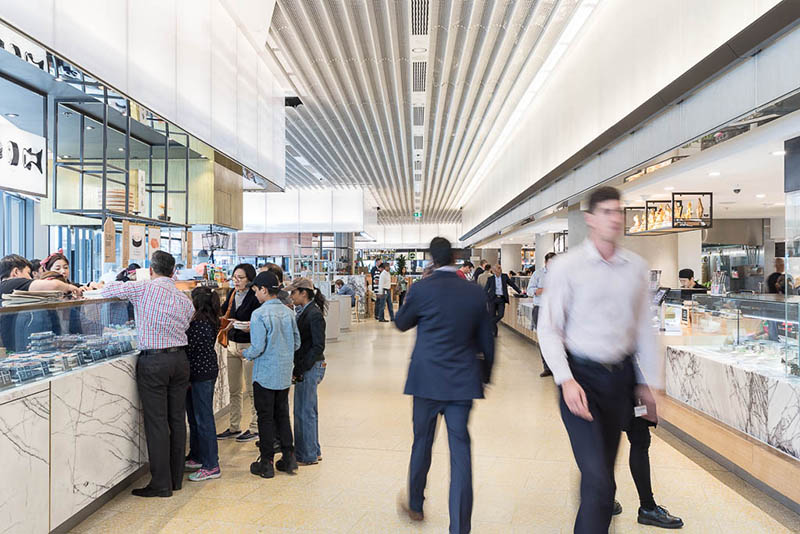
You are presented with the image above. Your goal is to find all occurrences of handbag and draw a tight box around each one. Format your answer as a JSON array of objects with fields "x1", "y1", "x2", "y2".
[{"x1": 217, "y1": 292, "x2": 233, "y2": 347}]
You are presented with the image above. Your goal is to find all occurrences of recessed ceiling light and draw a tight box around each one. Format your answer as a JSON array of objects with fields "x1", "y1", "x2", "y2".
[
  {"x1": 117, "y1": 147, "x2": 124, "y2": 152},
  {"x1": 663, "y1": 186, "x2": 674, "y2": 191},
  {"x1": 86, "y1": 125, "x2": 95, "y2": 130},
  {"x1": 5, "y1": 113, "x2": 18, "y2": 118},
  {"x1": 772, "y1": 150, "x2": 787, "y2": 156},
  {"x1": 412, "y1": 47, "x2": 427, "y2": 53},
  {"x1": 708, "y1": 171, "x2": 721, "y2": 177},
  {"x1": 756, "y1": 193, "x2": 766, "y2": 198}
]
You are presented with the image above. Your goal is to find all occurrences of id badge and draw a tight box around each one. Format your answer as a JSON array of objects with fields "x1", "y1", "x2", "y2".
[{"x1": 634, "y1": 404, "x2": 648, "y2": 418}]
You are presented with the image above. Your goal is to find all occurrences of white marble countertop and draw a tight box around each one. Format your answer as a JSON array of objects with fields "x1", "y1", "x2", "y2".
[
  {"x1": 0, "y1": 351, "x2": 140, "y2": 405},
  {"x1": 668, "y1": 345, "x2": 800, "y2": 385}
]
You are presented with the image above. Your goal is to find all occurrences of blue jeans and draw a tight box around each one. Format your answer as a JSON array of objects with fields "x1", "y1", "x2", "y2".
[
  {"x1": 376, "y1": 292, "x2": 394, "y2": 321},
  {"x1": 294, "y1": 361, "x2": 326, "y2": 462},
  {"x1": 186, "y1": 378, "x2": 219, "y2": 470}
]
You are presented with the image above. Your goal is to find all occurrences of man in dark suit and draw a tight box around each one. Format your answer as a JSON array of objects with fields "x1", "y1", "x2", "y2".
[
  {"x1": 484, "y1": 263, "x2": 523, "y2": 337},
  {"x1": 394, "y1": 237, "x2": 495, "y2": 534},
  {"x1": 472, "y1": 259, "x2": 488, "y2": 283}
]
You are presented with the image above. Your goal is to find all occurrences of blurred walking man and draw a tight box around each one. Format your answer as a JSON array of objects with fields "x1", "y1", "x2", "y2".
[
  {"x1": 538, "y1": 187, "x2": 659, "y2": 534},
  {"x1": 395, "y1": 237, "x2": 495, "y2": 534}
]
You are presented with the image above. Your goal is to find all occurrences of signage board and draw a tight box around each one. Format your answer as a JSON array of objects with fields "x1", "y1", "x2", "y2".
[{"x1": 0, "y1": 116, "x2": 46, "y2": 196}]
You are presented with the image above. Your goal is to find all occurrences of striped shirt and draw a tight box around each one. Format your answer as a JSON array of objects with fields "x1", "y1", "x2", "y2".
[{"x1": 101, "y1": 277, "x2": 194, "y2": 350}]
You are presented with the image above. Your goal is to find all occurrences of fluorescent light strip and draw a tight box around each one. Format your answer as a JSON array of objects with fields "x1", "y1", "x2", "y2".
[
  {"x1": 294, "y1": 155, "x2": 311, "y2": 166},
  {"x1": 455, "y1": 0, "x2": 601, "y2": 208}
]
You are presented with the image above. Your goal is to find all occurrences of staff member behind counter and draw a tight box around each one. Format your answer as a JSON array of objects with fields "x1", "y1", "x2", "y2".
[
  {"x1": 678, "y1": 269, "x2": 704, "y2": 289},
  {"x1": 0, "y1": 254, "x2": 84, "y2": 352},
  {"x1": 101, "y1": 251, "x2": 195, "y2": 498}
]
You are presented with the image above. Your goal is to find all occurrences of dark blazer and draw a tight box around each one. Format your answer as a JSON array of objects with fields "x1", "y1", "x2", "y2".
[
  {"x1": 294, "y1": 302, "x2": 326, "y2": 376},
  {"x1": 484, "y1": 273, "x2": 522, "y2": 304},
  {"x1": 221, "y1": 288, "x2": 261, "y2": 344},
  {"x1": 473, "y1": 266, "x2": 484, "y2": 282},
  {"x1": 395, "y1": 270, "x2": 495, "y2": 401}
]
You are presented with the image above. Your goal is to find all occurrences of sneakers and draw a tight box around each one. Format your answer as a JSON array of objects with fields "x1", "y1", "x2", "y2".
[
  {"x1": 236, "y1": 430, "x2": 259, "y2": 443},
  {"x1": 250, "y1": 456, "x2": 275, "y2": 479},
  {"x1": 275, "y1": 453, "x2": 298, "y2": 475},
  {"x1": 184, "y1": 458, "x2": 202, "y2": 471},
  {"x1": 216, "y1": 428, "x2": 241, "y2": 440},
  {"x1": 188, "y1": 467, "x2": 221, "y2": 482}
]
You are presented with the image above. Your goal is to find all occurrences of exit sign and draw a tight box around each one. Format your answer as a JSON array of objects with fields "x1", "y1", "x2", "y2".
[{"x1": 413, "y1": 211, "x2": 422, "y2": 218}]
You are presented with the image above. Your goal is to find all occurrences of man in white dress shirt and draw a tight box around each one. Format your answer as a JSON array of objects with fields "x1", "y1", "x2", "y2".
[
  {"x1": 376, "y1": 263, "x2": 394, "y2": 323},
  {"x1": 527, "y1": 252, "x2": 556, "y2": 378},
  {"x1": 537, "y1": 186, "x2": 659, "y2": 534}
]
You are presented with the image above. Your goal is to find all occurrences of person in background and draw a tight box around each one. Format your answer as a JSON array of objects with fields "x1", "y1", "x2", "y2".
[
  {"x1": 287, "y1": 278, "x2": 327, "y2": 466},
  {"x1": 376, "y1": 263, "x2": 394, "y2": 323},
  {"x1": 216, "y1": 263, "x2": 261, "y2": 443},
  {"x1": 767, "y1": 258, "x2": 786, "y2": 294},
  {"x1": 371, "y1": 259, "x2": 383, "y2": 302},
  {"x1": 527, "y1": 252, "x2": 556, "y2": 377},
  {"x1": 43, "y1": 252, "x2": 101, "y2": 289},
  {"x1": 30, "y1": 259, "x2": 44, "y2": 279},
  {"x1": 394, "y1": 237, "x2": 494, "y2": 534},
  {"x1": 261, "y1": 263, "x2": 294, "y2": 308},
  {"x1": 184, "y1": 287, "x2": 222, "y2": 482},
  {"x1": 397, "y1": 267, "x2": 409, "y2": 308},
  {"x1": 101, "y1": 251, "x2": 195, "y2": 498},
  {"x1": 678, "y1": 268, "x2": 704, "y2": 289},
  {"x1": 335, "y1": 279, "x2": 356, "y2": 306},
  {"x1": 244, "y1": 271, "x2": 301, "y2": 479},
  {"x1": 476, "y1": 263, "x2": 493, "y2": 288},
  {"x1": 537, "y1": 186, "x2": 659, "y2": 532},
  {"x1": 457, "y1": 261, "x2": 473, "y2": 280},
  {"x1": 483, "y1": 264, "x2": 523, "y2": 337},
  {"x1": 0, "y1": 254, "x2": 83, "y2": 352},
  {"x1": 472, "y1": 259, "x2": 488, "y2": 282}
]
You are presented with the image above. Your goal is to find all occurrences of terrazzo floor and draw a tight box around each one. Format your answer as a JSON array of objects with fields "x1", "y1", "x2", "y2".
[{"x1": 70, "y1": 320, "x2": 800, "y2": 533}]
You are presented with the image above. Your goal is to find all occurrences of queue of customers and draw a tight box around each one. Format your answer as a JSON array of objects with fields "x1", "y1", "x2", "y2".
[{"x1": 0, "y1": 250, "x2": 328, "y2": 494}]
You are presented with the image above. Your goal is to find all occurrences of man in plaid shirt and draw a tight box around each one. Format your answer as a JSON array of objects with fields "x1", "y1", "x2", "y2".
[{"x1": 102, "y1": 250, "x2": 195, "y2": 498}]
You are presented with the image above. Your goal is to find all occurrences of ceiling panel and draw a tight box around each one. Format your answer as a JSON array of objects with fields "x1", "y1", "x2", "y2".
[{"x1": 271, "y1": 0, "x2": 583, "y2": 223}]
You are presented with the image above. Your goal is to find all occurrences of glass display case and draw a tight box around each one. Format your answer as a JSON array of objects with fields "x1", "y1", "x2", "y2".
[
  {"x1": 0, "y1": 297, "x2": 137, "y2": 390},
  {"x1": 686, "y1": 293, "x2": 800, "y2": 376}
]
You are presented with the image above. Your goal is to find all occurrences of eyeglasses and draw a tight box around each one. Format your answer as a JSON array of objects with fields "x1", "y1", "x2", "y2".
[{"x1": 233, "y1": 275, "x2": 248, "y2": 281}]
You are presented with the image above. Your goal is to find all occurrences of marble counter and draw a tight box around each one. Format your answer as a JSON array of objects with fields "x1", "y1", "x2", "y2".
[{"x1": 666, "y1": 345, "x2": 800, "y2": 461}]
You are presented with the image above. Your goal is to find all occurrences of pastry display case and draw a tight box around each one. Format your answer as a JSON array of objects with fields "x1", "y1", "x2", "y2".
[{"x1": 0, "y1": 297, "x2": 138, "y2": 391}]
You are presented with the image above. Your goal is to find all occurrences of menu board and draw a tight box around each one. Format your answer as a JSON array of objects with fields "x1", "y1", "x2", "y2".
[{"x1": 0, "y1": 115, "x2": 46, "y2": 196}]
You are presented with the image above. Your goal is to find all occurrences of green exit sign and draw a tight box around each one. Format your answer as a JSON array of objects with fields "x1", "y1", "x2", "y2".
[{"x1": 413, "y1": 211, "x2": 422, "y2": 218}]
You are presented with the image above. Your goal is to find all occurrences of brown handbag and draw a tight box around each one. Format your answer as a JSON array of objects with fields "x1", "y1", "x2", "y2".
[{"x1": 217, "y1": 293, "x2": 233, "y2": 347}]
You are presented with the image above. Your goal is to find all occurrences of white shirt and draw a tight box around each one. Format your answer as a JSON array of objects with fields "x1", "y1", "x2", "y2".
[
  {"x1": 494, "y1": 275, "x2": 503, "y2": 296},
  {"x1": 378, "y1": 270, "x2": 392, "y2": 295},
  {"x1": 537, "y1": 239, "x2": 660, "y2": 388},
  {"x1": 526, "y1": 267, "x2": 547, "y2": 306}
]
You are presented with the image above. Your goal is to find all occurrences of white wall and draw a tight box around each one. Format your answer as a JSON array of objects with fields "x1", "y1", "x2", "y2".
[
  {"x1": 243, "y1": 188, "x2": 365, "y2": 233},
  {"x1": 622, "y1": 234, "x2": 680, "y2": 287},
  {"x1": 358, "y1": 223, "x2": 464, "y2": 250},
  {"x1": 462, "y1": 0, "x2": 782, "y2": 237},
  {"x1": 0, "y1": 0, "x2": 286, "y2": 189}
]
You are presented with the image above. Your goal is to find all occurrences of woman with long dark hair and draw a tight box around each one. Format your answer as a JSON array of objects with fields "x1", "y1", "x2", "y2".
[
  {"x1": 286, "y1": 277, "x2": 327, "y2": 465},
  {"x1": 217, "y1": 263, "x2": 261, "y2": 443},
  {"x1": 184, "y1": 287, "x2": 221, "y2": 481}
]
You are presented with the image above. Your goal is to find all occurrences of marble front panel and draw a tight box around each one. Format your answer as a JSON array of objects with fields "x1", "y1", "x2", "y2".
[
  {"x1": 0, "y1": 387, "x2": 50, "y2": 534},
  {"x1": 667, "y1": 346, "x2": 800, "y2": 461},
  {"x1": 49, "y1": 354, "x2": 144, "y2": 529}
]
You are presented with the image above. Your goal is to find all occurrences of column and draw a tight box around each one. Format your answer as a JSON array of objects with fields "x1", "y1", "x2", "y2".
[
  {"x1": 500, "y1": 244, "x2": 522, "y2": 273},
  {"x1": 334, "y1": 232, "x2": 354, "y2": 274},
  {"x1": 567, "y1": 203, "x2": 588, "y2": 249},
  {"x1": 476, "y1": 248, "x2": 499, "y2": 266},
  {"x1": 677, "y1": 231, "x2": 703, "y2": 285},
  {"x1": 535, "y1": 233, "x2": 556, "y2": 271}
]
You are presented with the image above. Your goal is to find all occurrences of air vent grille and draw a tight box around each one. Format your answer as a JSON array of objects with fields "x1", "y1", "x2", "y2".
[
  {"x1": 412, "y1": 62, "x2": 427, "y2": 92},
  {"x1": 414, "y1": 161, "x2": 422, "y2": 171},
  {"x1": 413, "y1": 136, "x2": 423, "y2": 150},
  {"x1": 411, "y1": 0, "x2": 429, "y2": 35},
  {"x1": 414, "y1": 173, "x2": 422, "y2": 181},
  {"x1": 413, "y1": 106, "x2": 424, "y2": 126}
]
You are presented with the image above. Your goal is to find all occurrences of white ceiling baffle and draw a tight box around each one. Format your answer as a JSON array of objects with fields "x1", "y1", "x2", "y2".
[{"x1": 270, "y1": 0, "x2": 588, "y2": 224}]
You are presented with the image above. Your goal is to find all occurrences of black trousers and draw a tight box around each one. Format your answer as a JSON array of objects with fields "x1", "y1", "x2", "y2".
[
  {"x1": 559, "y1": 357, "x2": 634, "y2": 534},
  {"x1": 136, "y1": 350, "x2": 190, "y2": 492},
  {"x1": 625, "y1": 416, "x2": 657, "y2": 510},
  {"x1": 253, "y1": 382, "x2": 294, "y2": 461},
  {"x1": 409, "y1": 397, "x2": 473, "y2": 534},
  {"x1": 531, "y1": 305, "x2": 549, "y2": 372},
  {"x1": 489, "y1": 296, "x2": 505, "y2": 336}
]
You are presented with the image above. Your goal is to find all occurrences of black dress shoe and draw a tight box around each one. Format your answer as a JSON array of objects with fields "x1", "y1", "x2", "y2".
[
  {"x1": 638, "y1": 505, "x2": 684, "y2": 529},
  {"x1": 613, "y1": 500, "x2": 622, "y2": 516},
  {"x1": 540, "y1": 369, "x2": 553, "y2": 377},
  {"x1": 275, "y1": 453, "x2": 298, "y2": 475},
  {"x1": 131, "y1": 486, "x2": 172, "y2": 498}
]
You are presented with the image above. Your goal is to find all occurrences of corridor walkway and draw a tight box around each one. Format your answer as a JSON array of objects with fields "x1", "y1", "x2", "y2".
[{"x1": 71, "y1": 321, "x2": 800, "y2": 533}]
